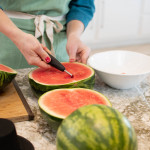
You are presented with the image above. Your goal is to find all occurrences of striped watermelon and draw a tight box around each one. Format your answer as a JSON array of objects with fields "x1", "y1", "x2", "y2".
[
  {"x1": 56, "y1": 104, "x2": 137, "y2": 150},
  {"x1": 29, "y1": 62, "x2": 95, "y2": 96},
  {"x1": 38, "y1": 88, "x2": 111, "y2": 129},
  {"x1": 0, "y1": 64, "x2": 17, "y2": 90}
]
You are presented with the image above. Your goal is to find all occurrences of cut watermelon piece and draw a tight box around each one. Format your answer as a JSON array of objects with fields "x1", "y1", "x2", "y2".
[
  {"x1": 38, "y1": 88, "x2": 111, "y2": 128},
  {"x1": 29, "y1": 62, "x2": 95, "y2": 96},
  {"x1": 0, "y1": 64, "x2": 17, "y2": 90}
]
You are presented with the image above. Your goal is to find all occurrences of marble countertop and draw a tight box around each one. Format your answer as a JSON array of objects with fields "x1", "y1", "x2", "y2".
[{"x1": 14, "y1": 68, "x2": 150, "y2": 150}]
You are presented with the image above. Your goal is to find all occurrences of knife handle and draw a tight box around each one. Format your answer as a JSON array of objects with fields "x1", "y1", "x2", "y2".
[{"x1": 48, "y1": 53, "x2": 65, "y2": 72}]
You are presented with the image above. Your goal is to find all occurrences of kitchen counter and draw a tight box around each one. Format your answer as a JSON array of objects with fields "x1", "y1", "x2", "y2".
[{"x1": 15, "y1": 68, "x2": 150, "y2": 150}]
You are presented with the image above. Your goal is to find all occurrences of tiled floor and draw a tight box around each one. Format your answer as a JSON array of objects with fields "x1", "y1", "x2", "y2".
[{"x1": 91, "y1": 44, "x2": 150, "y2": 56}]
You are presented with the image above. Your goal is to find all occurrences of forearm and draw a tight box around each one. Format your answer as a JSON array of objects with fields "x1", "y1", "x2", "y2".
[
  {"x1": 0, "y1": 9, "x2": 51, "y2": 69},
  {"x1": 0, "y1": 9, "x2": 23, "y2": 43},
  {"x1": 66, "y1": 20, "x2": 84, "y2": 39}
]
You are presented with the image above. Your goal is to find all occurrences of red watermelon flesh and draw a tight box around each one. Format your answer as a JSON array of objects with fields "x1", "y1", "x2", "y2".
[
  {"x1": 31, "y1": 62, "x2": 93, "y2": 85},
  {"x1": 0, "y1": 64, "x2": 15, "y2": 73},
  {"x1": 39, "y1": 88, "x2": 111, "y2": 119}
]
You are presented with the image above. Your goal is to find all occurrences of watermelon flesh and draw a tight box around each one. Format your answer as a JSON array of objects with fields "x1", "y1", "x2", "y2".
[
  {"x1": 0, "y1": 64, "x2": 17, "y2": 90},
  {"x1": 0, "y1": 64, "x2": 15, "y2": 73},
  {"x1": 38, "y1": 88, "x2": 111, "y2": 120},
  {"x1": 30, "y1": 62, "x2": 93, "y2": 85},
  {"x1": 29, "y1": 62, "x2": 95, "y2": 96}
]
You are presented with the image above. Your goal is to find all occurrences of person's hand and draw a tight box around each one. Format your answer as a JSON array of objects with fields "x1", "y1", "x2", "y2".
[
  {"x1": 13, "y1": 31, "x2": 51, "y2": 69},
  {"x1": 66, "y1": 34, "x2": 91, "y2": 64}
]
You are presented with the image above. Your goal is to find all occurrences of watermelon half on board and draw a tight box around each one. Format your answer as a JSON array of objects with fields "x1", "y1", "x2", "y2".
[
  {"x1": 0, "y1": 64, "x2": 17, "y2": 90},
  {"x1": 38, "y1": 88, "x2": 111, "y2": 129},
  {"x1": 29, "y1": 62, "x2": 95, "y2": 96},
  {"x1": 56, "y1": 104, "x2": 137, "y2": 150}
]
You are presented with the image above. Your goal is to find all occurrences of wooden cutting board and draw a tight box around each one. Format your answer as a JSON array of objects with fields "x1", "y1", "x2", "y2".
[{"x1": 0, "y1": 80, "x2": 34, "y2": 123}]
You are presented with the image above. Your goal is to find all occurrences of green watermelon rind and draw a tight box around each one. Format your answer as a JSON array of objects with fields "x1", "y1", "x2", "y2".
[
  {"x1": 28, "y1": 63, "x2": 95, "y2": 96},
  {"x1": 56, "y1": 104, "x2": 137, "y2": 150},
  {"x1": 38, "y1": 88, "x2": 112, "y2": 129},
  {"x1": 29, "y1": 73, "x2": 95, "y2": 92},
  {"x1": 0, "y1": 69, "x2": 17, "y2": 90},
  {"x1": 39, "y1": 108, "x2": 62, "y2": 130}
]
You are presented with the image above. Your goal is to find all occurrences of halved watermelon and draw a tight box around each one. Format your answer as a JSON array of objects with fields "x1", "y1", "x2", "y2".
[
  {"x1": 38, "y1": 88, "x2": 111, "y2": 128},
  {"x1": 29, "y1": 62, "x2": 95, "y2": 96},
  {"x1": 0, "y1": 64, "x2": 17, "y2": 90}
]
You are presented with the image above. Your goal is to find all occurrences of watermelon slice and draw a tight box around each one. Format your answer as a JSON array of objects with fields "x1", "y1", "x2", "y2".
[
  {"x1": 38, "y1": 88, "x2": 111, "y2": 128},
  {"x1": 29, "y1": 62, "x2": 95, "y2": 96},
  {"x1": 0, "y1": 64, "x2": 17, "y2": 90}
]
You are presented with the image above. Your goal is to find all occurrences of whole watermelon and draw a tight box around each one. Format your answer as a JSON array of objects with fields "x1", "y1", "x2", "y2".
[{"x1": 56, "y1": 104, "x2": 137, "y2": 150}]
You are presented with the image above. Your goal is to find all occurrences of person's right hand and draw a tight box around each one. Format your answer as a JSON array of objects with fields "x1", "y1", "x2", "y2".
[{"x1": 13, "y1": 31, "x2": 51, "y2": 69}]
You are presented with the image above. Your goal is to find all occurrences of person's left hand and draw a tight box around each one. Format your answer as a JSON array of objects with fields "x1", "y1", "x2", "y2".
[{"x1": 66, "y1": 34, "x2": 91, "y2": 64}]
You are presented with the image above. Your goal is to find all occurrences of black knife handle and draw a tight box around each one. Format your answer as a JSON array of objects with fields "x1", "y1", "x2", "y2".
[{"x1": 48, "y1": 53, "x2": 65, "y2": 72}]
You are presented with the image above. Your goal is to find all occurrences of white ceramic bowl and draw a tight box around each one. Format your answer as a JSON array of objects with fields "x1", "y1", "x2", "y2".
[{"x1": 88, "y1": 50, "x2": 150, "y2": 89}]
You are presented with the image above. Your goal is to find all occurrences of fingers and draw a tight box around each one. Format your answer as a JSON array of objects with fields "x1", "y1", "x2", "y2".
[
  {"x1": 66, "y1": 37, "x2": 91, "y2": 64},
  {"x1": 26, "y1": 53, "x2": 50, "y2": 69},
  {"x1": 41, "y1": 44, "x2": 51, "y2": 55},
  {"x1": 81, "y1": 47, "x2": 91, "y2": 64},
  {"x1": 68, "y1": 48, "x2": 90, "y2": 64},
  {"x1": 32, "y1": 59, "x2": 51, "y2": 69},
  {"x1": 36, "y1": 61, "x2": 51, "y2": 69},
  {"x1": 15, "y1": 32, "x2": 52, "y2": 69},
  {"x1": 34, "y1": 44, "x2": 51, "y2": 64},
  {"x1": 66, "y1": 44, "x2": 77, "y2": 63},
  {"x1": 30, "y1": 44, "x2": 52, "y2": 69}
]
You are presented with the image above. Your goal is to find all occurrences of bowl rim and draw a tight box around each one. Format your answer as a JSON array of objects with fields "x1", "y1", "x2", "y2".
[{"x1": 88, "y1": 50, "x2": 150, "y2": 76}]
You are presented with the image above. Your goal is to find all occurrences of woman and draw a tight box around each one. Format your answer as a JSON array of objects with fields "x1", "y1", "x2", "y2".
[{"x1": 0, "y1": 0, "x2": 95, "y2": 69}]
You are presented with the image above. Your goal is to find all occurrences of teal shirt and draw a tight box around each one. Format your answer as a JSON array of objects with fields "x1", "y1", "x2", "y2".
[{"x1": 67, "y1": 0, "x2": 95, "y2": 28}]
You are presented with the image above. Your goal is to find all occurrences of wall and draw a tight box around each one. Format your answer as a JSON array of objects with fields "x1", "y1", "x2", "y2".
[{"x1": 81, "y1": 0, "x2": 150, "y2": 50}]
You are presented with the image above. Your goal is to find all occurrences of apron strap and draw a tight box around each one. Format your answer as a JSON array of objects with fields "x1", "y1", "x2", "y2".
[
  {"x1": 4, "y1": 11, "x2": 65, "y2": 56},
  {"x1": 34, "y1": 15, "x2": 63, "y2": 57}
]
